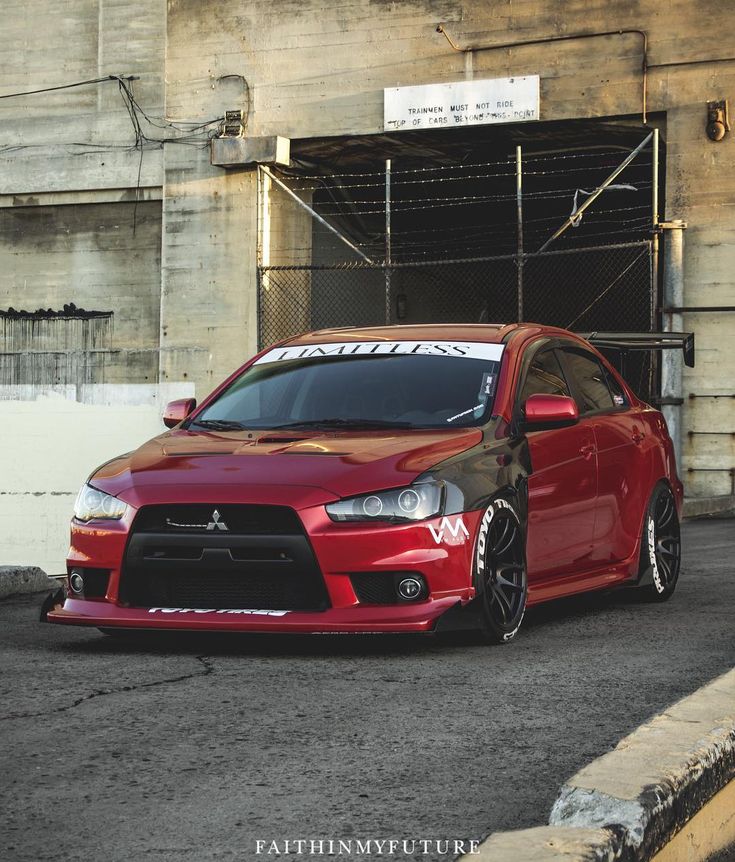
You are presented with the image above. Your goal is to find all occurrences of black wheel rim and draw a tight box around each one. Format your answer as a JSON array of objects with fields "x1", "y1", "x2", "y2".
[
  {"x1": 480, "y1": 514, "x2": 525, "y2": 628},
  {"x1": 651, "y1": 488, "x2": 681, "y2": 590}
]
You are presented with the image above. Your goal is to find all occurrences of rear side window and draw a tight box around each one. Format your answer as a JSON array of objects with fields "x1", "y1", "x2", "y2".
[
  {"x1": 519, "y1": 349, "x2": 571, "y2": 402},
  {"x1": 561, "y1": 348, "x2": 615, "y2": 413},
  {"x1": 603, "y1": 366, "x2": 628, "y2": 408}
]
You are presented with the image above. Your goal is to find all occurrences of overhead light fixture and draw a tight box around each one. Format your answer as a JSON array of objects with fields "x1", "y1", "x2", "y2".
[{"x1": 706, "y1": 100, "x2": 730, "y2": 142}]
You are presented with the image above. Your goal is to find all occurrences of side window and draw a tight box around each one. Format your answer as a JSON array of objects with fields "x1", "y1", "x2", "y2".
[
  {"x1": 603, "y1": 366, "x2": 628, "y2": 408},
  {"x1": 519, "y1": 349, "x2": 571, "y2": 403},
  {"x1": 561, "y1": 348, "x2": 615, "y2": 414}
]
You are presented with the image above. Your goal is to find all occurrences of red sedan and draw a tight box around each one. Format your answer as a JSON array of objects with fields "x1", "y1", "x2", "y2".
[{"x1": 44, "y1": 323, "x2": 688, "y2": 643}]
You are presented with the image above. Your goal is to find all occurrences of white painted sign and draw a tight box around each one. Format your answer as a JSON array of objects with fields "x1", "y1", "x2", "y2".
[{"x1": 384, "y1": 76, "x2": 540, "y2": 131}]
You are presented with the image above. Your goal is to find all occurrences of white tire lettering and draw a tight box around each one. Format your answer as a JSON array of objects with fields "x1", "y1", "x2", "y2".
[
  {"x1": 648, "y1": 515, "x2": 664, "y2": 593},
  {"x1": 474, "y1": 498, "x2": 525, "y2": 639}
]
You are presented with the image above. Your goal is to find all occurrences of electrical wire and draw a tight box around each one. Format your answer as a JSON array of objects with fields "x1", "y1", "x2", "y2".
[{"x1": 0, "y1": 75, "x2": 132, "y2": 99}]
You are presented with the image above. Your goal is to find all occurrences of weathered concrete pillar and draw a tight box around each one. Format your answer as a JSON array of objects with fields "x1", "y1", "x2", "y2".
[
  {"x1": 159, "y1": 145, "x2": 258, "y2": 399},
  {"x1": 661, "y1": 220, "x2": 687, "y2": 472}
]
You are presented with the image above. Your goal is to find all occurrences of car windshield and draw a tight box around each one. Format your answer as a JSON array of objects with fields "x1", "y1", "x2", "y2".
[{"x1": 190, "y1": 341, "x2": 504, "y2": 431}]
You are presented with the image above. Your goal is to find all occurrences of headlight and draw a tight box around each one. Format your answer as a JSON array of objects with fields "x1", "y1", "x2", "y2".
[
  {"x1": 326, "y1": 482, "x2": 444, "y2": 523},
  {"x1": 73, "y1": 484, "x2": 128, "y2": 522}
]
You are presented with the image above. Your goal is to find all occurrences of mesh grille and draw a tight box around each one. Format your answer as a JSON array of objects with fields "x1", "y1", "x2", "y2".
[
  {"x1": 129, "y1": 571, "x2": 329, "y2": 611},
  {"x1": 121, "y1": 505, "x2": 329, "y2": 612},
  {"x1": 350, "y1": 572, "x2": 399, "y2": 605},
  {"x1": 133, "y1": 504, "x2": 304, "y2": 536}
]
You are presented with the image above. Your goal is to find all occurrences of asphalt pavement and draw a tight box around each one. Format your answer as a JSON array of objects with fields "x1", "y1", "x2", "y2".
[{"x1": 1, "y1": 519, "x2": 734, "y2": 862}]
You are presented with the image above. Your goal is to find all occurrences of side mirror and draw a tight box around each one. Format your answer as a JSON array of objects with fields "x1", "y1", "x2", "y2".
[
  {"x1": 163, "y1": 398, "x2": 197, "y2": 429},
  {"x1": 523, "y1": 394, "x2": 579, "y2": 428}
]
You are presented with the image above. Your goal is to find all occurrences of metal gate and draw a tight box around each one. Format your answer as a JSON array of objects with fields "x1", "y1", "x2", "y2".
[{"x1": 257, "y1": 132, "x2": 659, "y2": 396}]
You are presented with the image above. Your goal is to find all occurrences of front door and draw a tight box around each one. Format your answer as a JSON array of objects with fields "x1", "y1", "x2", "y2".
[
  {"x1": 517, "y1": 345, "x2": 598, "y2": 585},
  {"x1": 558, "y1": 345, "x2": 649, "y2": 567}
]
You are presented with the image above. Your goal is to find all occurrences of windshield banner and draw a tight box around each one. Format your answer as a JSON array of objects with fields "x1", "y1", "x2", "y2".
[{"x1": 256, "y1": 341, "x2": 505, "y2": 365}]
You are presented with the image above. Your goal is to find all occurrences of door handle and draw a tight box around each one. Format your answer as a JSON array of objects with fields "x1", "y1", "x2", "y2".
[{"x1": 579, "y1": 443, "x2": 596, "y2": 458}]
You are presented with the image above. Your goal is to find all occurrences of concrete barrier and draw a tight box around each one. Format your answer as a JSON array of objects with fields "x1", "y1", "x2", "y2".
[
  {"x1": 472, "y1": 668, "x2": 735, "y2": 861},
  {"x1": 683, "y1": 495, "x2": 735, "y2": 519},
  {"x1": 0, "y1": 565, "x2": 57, "y2": 599}
]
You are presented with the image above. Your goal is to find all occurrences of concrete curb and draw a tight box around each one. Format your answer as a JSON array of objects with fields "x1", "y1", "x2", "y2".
[
  {"x1": 0, "y1": 566, "x2": 57, "y2": 600},
  {"x1": 683, "y1": 495, "x2": 735, "y2": 519},
  {"x1": 472, "y1": 668, "x2": 735, "y2": 861}
]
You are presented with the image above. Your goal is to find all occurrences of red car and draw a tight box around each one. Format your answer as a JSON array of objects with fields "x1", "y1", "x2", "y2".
[{"x1": 43, "y1": 324, "x2": 691, "y2": 643}]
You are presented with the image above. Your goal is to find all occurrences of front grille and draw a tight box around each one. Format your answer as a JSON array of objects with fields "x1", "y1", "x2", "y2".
[
  {"x1": 133, "y1": 504, "x2": 303, "y2": 535},
  {"x1": 130, "y1": 571, "x2": 326, "y2": 610},
  {"x1": 121, "y1": 505, "x2": 329, "y2": 611}
]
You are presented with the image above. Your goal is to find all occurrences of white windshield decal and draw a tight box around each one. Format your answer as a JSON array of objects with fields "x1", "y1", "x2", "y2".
[{"x1": 255, "y1": 340, "x2": 505, "y2": 365}]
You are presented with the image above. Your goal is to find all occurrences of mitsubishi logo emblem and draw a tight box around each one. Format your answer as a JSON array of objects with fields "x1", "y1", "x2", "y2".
[{"x1": 207, "y1": 509, "x2": 229, "y2": 531}]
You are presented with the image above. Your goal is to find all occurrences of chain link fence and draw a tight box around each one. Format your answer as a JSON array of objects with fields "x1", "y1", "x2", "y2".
[{"x1": 258, "y1": 240, "x2": 656, "y2": 399}]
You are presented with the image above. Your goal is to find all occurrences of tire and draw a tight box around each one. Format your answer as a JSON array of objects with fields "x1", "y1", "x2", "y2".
[
  {"x1": 473, "y1": 497, "x2": 528, "y2": 643},
  {"x1": 637, "y1": 482, "x2": 681, "y2": 601}
]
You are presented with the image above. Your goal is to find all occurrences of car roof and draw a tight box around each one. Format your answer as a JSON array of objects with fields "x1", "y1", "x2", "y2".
[
  {"x1": 285, "y1": 323, "x2": 519, "y2": 345},
  {"x1": 283, "y1": 322, "x2": 588, "y2": 347}
]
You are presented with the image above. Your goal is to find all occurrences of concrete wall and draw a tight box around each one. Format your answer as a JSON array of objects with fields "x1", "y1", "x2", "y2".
[
  {"x1": 0, "y1": 0, "x2": 165, "y2": 196},
  {"x1": 1, "y1": 0, "x2": 734, "y2": 529},
  {"x1": 0, "y1": 200, "x2": 162, "y2": 384},
  {"x1": 161, "y1": 0, "x2": 734, "y2": 497},
  {"x1": 0, "y1": 383, "x2": 193, "y2": 574}
]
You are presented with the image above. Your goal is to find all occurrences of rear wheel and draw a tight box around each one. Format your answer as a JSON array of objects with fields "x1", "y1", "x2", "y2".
[
  {"x1": 473, "y1": 498, "x2": 527, "y2": 643},
  {"x1": 638, "y1": 482, "x2": 681, "y2": 601}
]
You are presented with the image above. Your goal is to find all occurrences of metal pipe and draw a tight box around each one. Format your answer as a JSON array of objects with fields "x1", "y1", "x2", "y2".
[
  {"x1": 661, "y1": 220, "x2": 687, "y2": 470},
  {"x1": 436, "y1": 24, "x2": 648, "y2": 123},
  {"x1": 260, "y1": 166, "x2": 373, "y2": 264},
  {"x1": 516, "y1": 145, "x2": 524, "y2": 322},
  {"x1": 650, "y1": 128, "x2": 660, "y2": 398},
  {"x1": 537, "y1": 132, "x2": 653, "y2": 252},
  {"x1": 385, "y1": 158, "x2": 392, "y2": 324},
  {"x1": 664, "y1": 306, "x2": 735, "y2": 313},
  {"x1": 688, "y1": 393, "x2": 735, "y2": 399}
]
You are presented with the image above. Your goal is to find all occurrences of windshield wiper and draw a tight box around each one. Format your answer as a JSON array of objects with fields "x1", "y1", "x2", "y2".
[
  {"x1": 189, "y1": 419, "x2": 249, "y2": 431},
  {"x1": 269, "y1": 418, "x2": 414, "y2": 430}
]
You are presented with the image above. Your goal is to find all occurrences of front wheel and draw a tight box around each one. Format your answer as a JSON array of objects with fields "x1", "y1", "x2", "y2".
[
  {"x1": 638, "y1": 482, "x2": 681, "y2": 601},
  {"x1": 473, "y1": 498, "x2": 527, "y2": 643}
]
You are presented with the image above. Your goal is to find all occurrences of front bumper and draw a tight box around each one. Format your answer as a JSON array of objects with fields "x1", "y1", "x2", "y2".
[
  {"x1": 46, "y1": 496, "x2": 480, "y2": 634},
  {"x1": 45, "y1": 596, "x2": 462, "y2": 633}
]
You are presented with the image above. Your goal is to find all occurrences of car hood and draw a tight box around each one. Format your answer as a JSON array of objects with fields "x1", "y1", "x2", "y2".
[{"x1": 89, "y1": 427, "x2": 483, "y2": 507}]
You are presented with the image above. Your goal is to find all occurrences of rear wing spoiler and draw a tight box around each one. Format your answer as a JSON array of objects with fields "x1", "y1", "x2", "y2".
[{"x1": 578, "y1": 331, "x2": 695, "y2": 368}]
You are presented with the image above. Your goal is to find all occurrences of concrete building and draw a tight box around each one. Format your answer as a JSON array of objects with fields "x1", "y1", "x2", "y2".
[{"x1": 1, "y1": 0, "x2": 733, "y2": 572}]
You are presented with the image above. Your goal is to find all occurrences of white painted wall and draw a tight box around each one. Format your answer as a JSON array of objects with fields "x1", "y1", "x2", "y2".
[{"x1": 0, "y1": 383, "x2": 193, "y2": 574}]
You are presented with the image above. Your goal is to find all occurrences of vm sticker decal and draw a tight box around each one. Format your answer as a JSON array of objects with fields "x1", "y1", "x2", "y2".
[{"x1": 428, "y1": 516, "x2": 470, "y2": 544}]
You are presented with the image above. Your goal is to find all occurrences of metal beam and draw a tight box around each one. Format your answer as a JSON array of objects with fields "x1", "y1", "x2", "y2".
[
  {"x1": 260, "y1": 165, "x2": 373, "y2": 264},
  {"x1": 385, "y1": 158, "x2": 392, "y2": 324},
  {"x1": 537, "y1": 132, "x2": 653, "y2": 253},
  {"x1": 516, "y1": 145, "x2": 524, "y2": 322}
]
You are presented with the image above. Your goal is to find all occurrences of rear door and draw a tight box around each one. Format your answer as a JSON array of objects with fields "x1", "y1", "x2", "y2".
[
  {"x1": 517, "y1": 341, "x2": 598, "y2": 585},
  {"x1": 557, "y1": 344, "x2": 648, "y2": 567}
]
